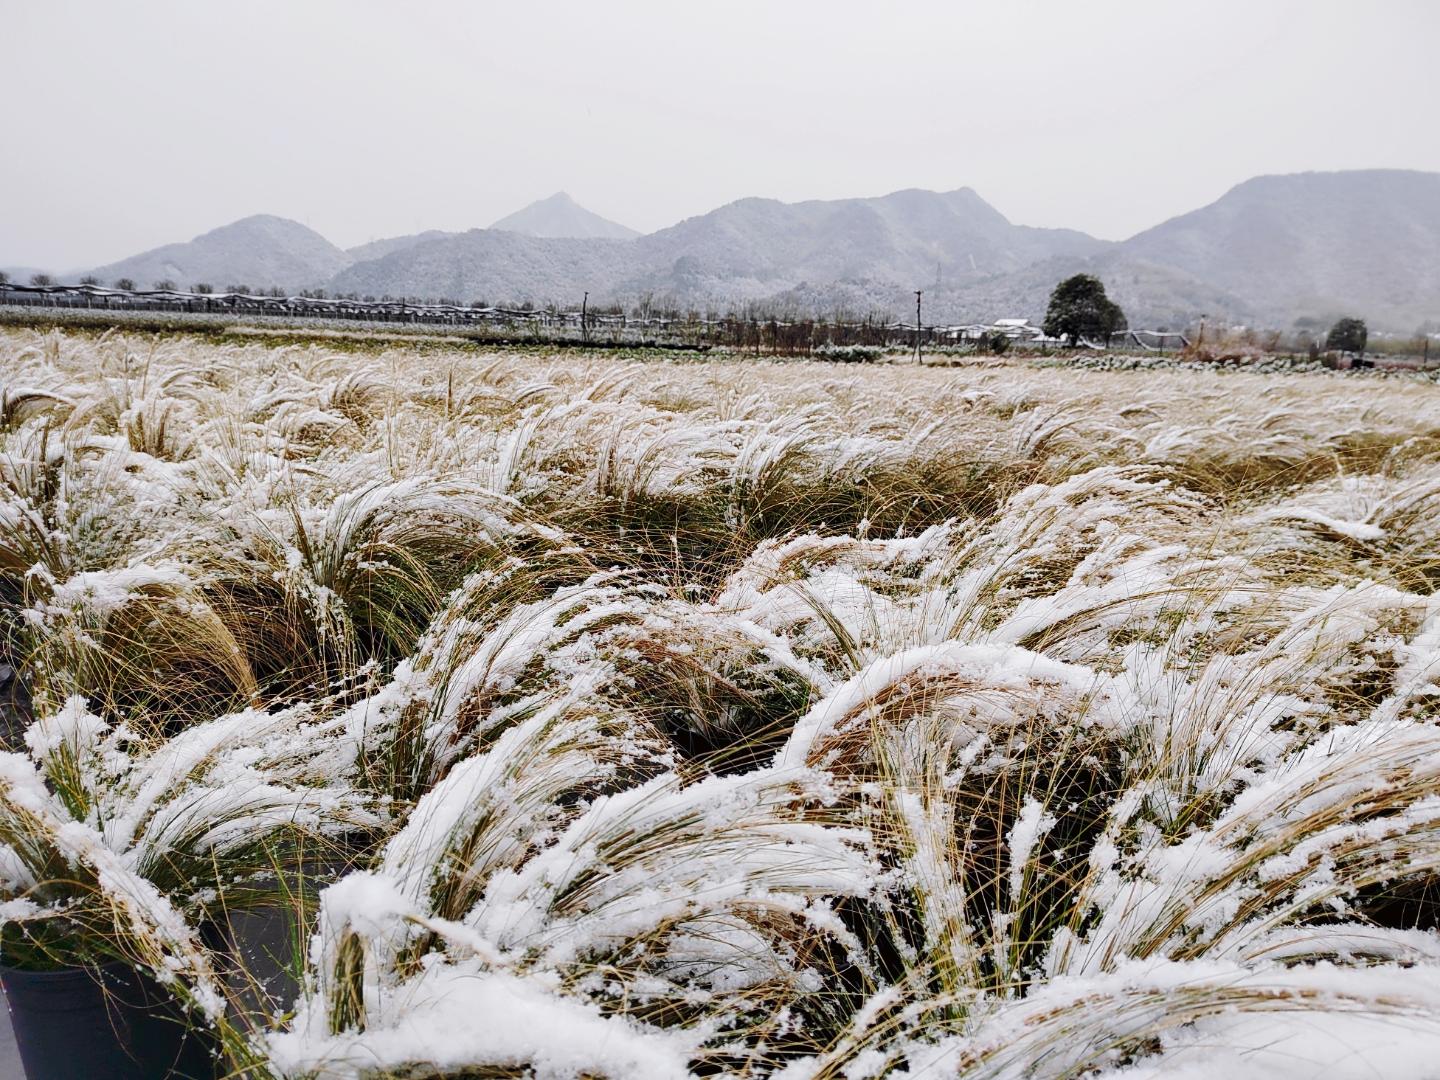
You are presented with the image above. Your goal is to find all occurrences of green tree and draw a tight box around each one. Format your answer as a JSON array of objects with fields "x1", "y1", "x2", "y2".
[
  {"x1": 1042, "y1": 274, "x2": 1126, "y2": 346},
  {"x1": 1326, "y1": 317, "x2": 1368, "y2": 355}
]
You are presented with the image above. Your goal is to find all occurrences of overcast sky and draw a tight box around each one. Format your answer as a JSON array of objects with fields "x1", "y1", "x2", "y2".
[{"x1": 2, "y1": 0, "x2": 1436, "y2": 270}]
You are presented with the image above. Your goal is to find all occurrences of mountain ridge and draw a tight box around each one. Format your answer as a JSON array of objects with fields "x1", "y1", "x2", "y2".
[
  {"x1": 42, "y1": 172, "x2": 1440, "y2": 330},
  {"x1": 87, "y1": 214, "x2": 350, "y2": 292}
]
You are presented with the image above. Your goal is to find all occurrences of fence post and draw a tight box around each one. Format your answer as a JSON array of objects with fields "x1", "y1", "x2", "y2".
[{"x1": 914, "y1": 290, "x2": 922, "y2": 364}]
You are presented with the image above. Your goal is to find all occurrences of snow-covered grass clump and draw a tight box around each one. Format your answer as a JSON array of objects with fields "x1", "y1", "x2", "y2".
[{"x1": 4, "y1": 326, "x2": 1440, "y2": 1077}]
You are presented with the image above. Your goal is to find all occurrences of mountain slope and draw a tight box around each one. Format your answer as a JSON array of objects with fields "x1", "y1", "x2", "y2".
[
  {"x1": 653, "y1": 174, "x2": 1439, "y2": 329},
  {"x1": 64, "y1": 171, "x2": 1440, "y2": 329},
  {"x1": 490, "y1": 193, "x2": 640, "y2": 240},
  {"x1": 346, "y1": 230, "x2": 456, "y2": 264},
  {"x1": 329, "y1": 230, "x2": 637, "y2": 304},
  {"x1": 627, "y1": 187, "x2": 1108, "y2": 300},
  {"x1": 88, "y1": 215, "x2": 350, "y2": 291},
  {"x1": 329, "y1": 187, "x2": 1108, "y2": 309},
  {"x1": 1121, "y1": 170, "x2": 1440, "y2": 330}
]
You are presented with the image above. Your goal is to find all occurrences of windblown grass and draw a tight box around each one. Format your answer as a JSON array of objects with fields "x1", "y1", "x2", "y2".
[{"x1": 3, "y1": 325, "x2": 1440, "y2": 1077}]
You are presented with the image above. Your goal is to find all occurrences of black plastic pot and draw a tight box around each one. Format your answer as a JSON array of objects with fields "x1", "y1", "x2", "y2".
[
  {"x1": 200, "y1": 853, "x2": 358, "y2": 1033},
  {"x1": 0, "y1": 961, "x2": 216, "y2": 1079},
  {"x1": 204, "y1": 902, "x2": 302, "y2": 1030}
]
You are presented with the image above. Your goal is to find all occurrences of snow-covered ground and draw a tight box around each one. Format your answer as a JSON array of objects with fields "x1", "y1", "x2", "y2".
[{"x1": 3, "y1": 328, "x2": 1440, "y2": 1077}]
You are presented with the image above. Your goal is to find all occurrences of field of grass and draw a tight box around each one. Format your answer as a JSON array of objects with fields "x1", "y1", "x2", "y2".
[{"x1": 3, "y1": 326, "x2": 1440, "y2": 1077}]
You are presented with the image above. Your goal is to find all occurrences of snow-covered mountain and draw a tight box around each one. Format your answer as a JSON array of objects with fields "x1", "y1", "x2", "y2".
[
  {"x1": 59, "y1": 171, "x2": 1440, "y2": 329},
  {"x1": 87, "y1": 215, "x2": 350, "y2": 292},
  {"x1": 489, "y1": 192, "x2": 639, "y2": 240},
  {"x1": 1120, "y1": 170, "x2": 1440, "y2": 331},
  {"x1": 332, "y1": 187, "x2": 1108, "y2": 313}
]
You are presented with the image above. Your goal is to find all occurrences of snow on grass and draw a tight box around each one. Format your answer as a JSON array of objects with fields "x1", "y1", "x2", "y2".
[{"x1": 5, "y1": 327, "x2": 1440, "y2": 1076}]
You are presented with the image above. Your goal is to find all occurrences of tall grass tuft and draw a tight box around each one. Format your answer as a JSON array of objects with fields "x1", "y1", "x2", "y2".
[{"x1": 4, "y1": 326, "x2": 1440, "y2": 1077}]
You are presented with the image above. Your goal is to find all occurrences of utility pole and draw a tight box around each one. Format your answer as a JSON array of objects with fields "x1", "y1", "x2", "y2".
[
  {"x1": 581, "y1": 291, "x2": 589, "y2": 344},
  {"x1": 914, "y1": 290, "x2": 923, "y2": 364}
]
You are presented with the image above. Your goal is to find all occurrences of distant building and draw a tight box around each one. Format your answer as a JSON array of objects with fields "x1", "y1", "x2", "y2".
[{"x1": 934, "y1": 319, "x2": 1062, "y2": 346}]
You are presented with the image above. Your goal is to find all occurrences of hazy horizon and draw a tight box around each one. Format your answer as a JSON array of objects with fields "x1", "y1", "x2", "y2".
[{"x1": 2, "y1": 0, "x2": 1437, "y2": 271}]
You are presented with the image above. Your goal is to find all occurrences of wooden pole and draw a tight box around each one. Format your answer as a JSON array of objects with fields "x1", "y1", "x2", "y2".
[
  {"x1": 581, "y1": 291, "x2": 588, "y2": 344},
  {"x1": 914, "y1": 290, "x2": 922, "y2": 364}
]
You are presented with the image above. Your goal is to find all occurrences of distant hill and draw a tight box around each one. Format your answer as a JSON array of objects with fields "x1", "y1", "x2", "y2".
[
  {"x1": 88, "y1": 215, "x2": 350, "y2": 291},
  {"x1": 329, "y1": 230, "x2": 636, "y2": 305},
  {"x1": 346, "y1": 230, "x2": 455, "y2": 264},
  {"x1": 633, "y1": 187, "x2": 1105, "y2": 297},
  {"x1": 331, "y1": 187, "x2": 1111, "y2": 311},
  {"x1": 708, "y1": 174, "x2": 1440, "y2": 329},
  {"x1": 53, "y1": 171, "x2": 1440, "y2": 329},
  {"x1": 766, "y1": 253, "x2": 1254, "y2": 329},
  {"x1": 1120, "y1": 170, "x2": 1440, "y2": 331},
  {"x1": 490, "y1": 192, "x2": 640, "y2": 240}
]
